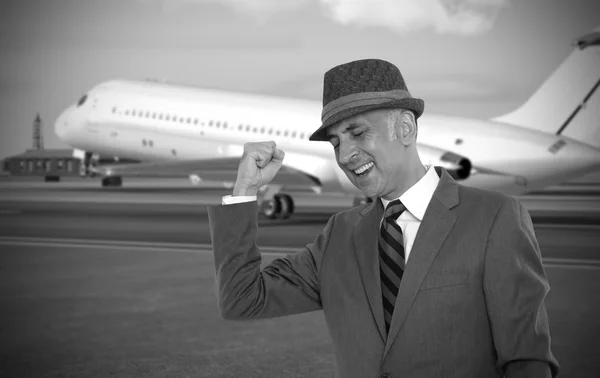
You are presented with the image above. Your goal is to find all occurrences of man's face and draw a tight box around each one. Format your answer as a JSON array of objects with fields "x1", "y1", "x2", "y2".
[{"x1": 326, "y1": 108, "x2": 410, "y2": 199}]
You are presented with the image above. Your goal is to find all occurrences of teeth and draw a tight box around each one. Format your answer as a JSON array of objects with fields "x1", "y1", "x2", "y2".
[{"x1": 354, "y1": 162, "x2": 374, "y2": 174}]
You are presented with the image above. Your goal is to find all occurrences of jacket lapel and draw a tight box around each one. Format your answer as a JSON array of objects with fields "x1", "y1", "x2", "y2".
[
  {"x1": 353, "y1": 199, "x2": 386, "y2": 343},
  {"x1": 383, "y1": 168, "x2": 460, "y2": 358}
]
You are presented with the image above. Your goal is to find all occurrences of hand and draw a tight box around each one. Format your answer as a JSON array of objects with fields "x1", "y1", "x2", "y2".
[{"x1": 233, "y1": 141, "x2": 285, "y2": 196}]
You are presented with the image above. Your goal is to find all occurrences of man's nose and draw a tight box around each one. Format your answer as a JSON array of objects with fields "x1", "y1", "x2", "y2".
[{"x1": 337, "y1": 142, "x2": 357, "y2": 165}]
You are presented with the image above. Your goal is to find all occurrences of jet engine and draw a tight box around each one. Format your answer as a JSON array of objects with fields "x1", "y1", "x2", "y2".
[{"x1": 417, "y1": 145, "x2": 472, "y2": 180}]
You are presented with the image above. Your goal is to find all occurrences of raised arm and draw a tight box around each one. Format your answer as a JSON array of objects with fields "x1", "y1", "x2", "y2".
[
  {"x1": 207, "y1": 141, "x2": 334, "y2": 319},
  {"x1": 208, "y1": 200, "x2": 334, "y2": 319}
]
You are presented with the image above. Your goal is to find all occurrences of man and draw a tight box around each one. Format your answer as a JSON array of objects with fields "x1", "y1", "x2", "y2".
[{"x1": 207, "y1": 59, "x2": 559, "y2": 377}]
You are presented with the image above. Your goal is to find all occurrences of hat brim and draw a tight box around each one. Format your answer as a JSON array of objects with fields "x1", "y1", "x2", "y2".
[{"x1": 309, "y1": 98, "x2": 424, "y2": 142}]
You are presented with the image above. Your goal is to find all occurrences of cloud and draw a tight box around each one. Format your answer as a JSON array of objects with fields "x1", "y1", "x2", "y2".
[
  {"x1": 321, "y1": 0, "x2": 510, "y2": 35},
  {"x1": 147, "y1": 0, "x2": 511, "y2": 35}
]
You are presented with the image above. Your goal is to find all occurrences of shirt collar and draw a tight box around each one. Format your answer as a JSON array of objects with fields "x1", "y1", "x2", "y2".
[{"x1": 380, "y1": 165, "x2": 440, "y2": 221}]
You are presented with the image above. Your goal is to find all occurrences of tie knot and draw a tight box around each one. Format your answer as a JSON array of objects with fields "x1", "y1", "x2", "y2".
[{"x1": 384, "y1": 199, "x2": 405, "y2": 221}]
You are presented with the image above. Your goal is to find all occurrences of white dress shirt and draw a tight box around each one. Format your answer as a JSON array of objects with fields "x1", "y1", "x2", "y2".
[
  {"x1": 222, "y1": 165, "x2": 440, "y2": 262},
  {"x1": 379, "y1": 166, "x2": 439, "y2": 262}
]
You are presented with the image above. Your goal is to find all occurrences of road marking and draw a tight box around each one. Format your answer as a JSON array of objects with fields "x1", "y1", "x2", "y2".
[
  {"x1": 0, "y1": 236, "x2": 299, "y2": 256},
  {"x1": 1, "y1": 236, "x2": 599, "y2": 268}
]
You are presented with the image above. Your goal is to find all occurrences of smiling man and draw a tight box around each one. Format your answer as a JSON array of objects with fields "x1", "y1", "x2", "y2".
[
  {"x1": 325, "y1": 108, "x2": 426, "y2": 200},
  {"x1": 208, "y1": 59, "x2": 559, "y2": 378}
]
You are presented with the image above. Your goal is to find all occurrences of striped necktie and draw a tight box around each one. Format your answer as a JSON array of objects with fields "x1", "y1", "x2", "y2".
[{"x1": 379, "y1": 199, "x2": 406, "y2": 334}]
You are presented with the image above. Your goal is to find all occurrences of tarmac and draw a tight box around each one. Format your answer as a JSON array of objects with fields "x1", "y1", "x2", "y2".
[{"x1": 0, "y1": 176, "x2": 599, "y2": 377}]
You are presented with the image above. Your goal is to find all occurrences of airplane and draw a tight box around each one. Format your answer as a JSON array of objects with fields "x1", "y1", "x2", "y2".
[{"x1": 54, "y1": 28, "x2": 600, "y2": 219}]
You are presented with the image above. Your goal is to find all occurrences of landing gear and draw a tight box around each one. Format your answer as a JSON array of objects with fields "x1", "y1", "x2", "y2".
[
  {"x1": 102, "y1": 176, "x2": 122, "y2": 187},
  {"x1": 79, "y1": 151, "x2": 99, "y2": 178},
  {"x1": 261, "y1": 193, "x2": 295, "y2": 219}
]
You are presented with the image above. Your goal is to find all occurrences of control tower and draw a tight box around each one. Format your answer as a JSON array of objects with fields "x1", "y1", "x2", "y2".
[{"x1": 33, "y1": 113, "x2": 44, "y2": 150}]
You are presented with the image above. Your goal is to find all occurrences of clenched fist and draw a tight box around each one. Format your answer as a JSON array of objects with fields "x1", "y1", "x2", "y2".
[{"x1": 233, "y1": 141, "x2": 285, "y2": 196}]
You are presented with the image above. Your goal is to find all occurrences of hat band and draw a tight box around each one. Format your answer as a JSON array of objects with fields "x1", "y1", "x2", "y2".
[{"x1": 321, "y1": 89, "x2": 412, "y2": 123}]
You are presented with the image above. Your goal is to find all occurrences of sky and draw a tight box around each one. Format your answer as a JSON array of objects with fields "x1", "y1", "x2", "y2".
[{"x1": 0, "y1": 0, "x2": 598, "y2": 159}]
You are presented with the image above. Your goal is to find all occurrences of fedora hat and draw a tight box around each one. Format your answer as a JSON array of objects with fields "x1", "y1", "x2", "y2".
[{"x1": 309, "y1": 58, "x2": 424, "y2": 141}]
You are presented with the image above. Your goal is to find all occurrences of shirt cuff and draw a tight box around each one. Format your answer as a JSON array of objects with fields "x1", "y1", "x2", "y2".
[{"x1": 222, "y1": 195, "x2": 258, "y2": 205}]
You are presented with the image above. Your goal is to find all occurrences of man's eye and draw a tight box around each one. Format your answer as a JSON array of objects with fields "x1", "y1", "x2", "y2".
[{"x1": 353, "y1": 131, "x2": 364, "y2": 137}]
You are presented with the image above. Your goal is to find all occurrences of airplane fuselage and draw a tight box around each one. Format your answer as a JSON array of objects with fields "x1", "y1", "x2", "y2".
[{"x1": 55, "y1": 79, "x2": 600, "y2": 196}]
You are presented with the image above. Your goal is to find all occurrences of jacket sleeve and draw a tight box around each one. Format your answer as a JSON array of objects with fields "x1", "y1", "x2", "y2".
[
  {"x1": 207, "y1": 200, "x2": 334, "y2": 320},
  {"x1": 483, "y1": 197, "x2": 560, "y2": 378}
]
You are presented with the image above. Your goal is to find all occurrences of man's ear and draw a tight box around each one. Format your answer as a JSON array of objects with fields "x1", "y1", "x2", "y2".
[{"x1": 400, "y1": 111, "x2": 417, "y2": 145}]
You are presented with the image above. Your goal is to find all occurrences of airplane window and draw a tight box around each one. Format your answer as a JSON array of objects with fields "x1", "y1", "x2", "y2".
[
  {"x1": 284, "y1": 131, "x2": 289, "y2": 137},
  {"x1": 142, "y1": 139, "x2": 147, "y2": 146},
  {"x1": 209, "y1": 121, "x2": 213, "y2": 127},
  {"x1": 276, "y1": 130, "x2": 280, "y2": 136},
  {"x1": 261, "y1": 127, "x2": 265, "y2": 134},
  {"x1": 268, "y1": 129, "x2": 273, "y2": 135},
  {"x1": 77, "y1": 94, "x2": 87, "y2": 107},
  {"x1": 179, "y1": 117, "x2": 184, "y2": 123},
  {"x1": 152, "y1": 113, "x2": 156, "y2": 119},
  {"x1": 246, "y1": 125, "x2": 250, "y2": 131},
  {"x1": 223, "y1": 122, "x2": 228, "y2": 128},
  {"x1": 149, "y1": 140, "x2": 154, "y2": 147},
  {"x1": 139, "y1": 111, "x2": 144, "y2": 118},
  {"x1": 132, "y1": 110, "x2": 137, "y2": 116},
  {"x1": 300, "y1": 133, "x2": 305, "y2": 139},
  {"x1": 145, "y1": 111, "x2": 150, "y2": 118},
  {"x1": 238, "y1": 125, "x2": 243, "y2": 131},
  {"x1": 187, "y1": 118, "x2": 191, "y2": 124},
  {"x1": 292, "y1": 131, "x2": 297, "y2": 138},
  {"x1": 194, "y1": 119, "x2": 198, "y2": 125},
  {"x1": 172, "y1": 115, "x2": 177, "y2": 121},
  {"x1": 159, "y1": 114, "x2": 163, "y2": 120},
  {"x1": 166, "y1": 115, "x2": 170, "y2": 121},
  {"x1": 253, "y1": 127, "x2": 257, "y2": 133},
  {"x1": 171, "y1": 149, "x2": 177, "y2": 156},
  {"x1": 112, "y1": 107, "x2": 116, "y2": 114},
  {"x1": 216, "y1": 121, "x2": 221, "y2": 128},
  {"x1": 125, "y1": 110, "x2": 130, "y2": 116}
]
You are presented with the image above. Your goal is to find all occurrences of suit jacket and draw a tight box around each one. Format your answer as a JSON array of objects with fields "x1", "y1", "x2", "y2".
[{"x1": 207, "y1": 168, "x2": 559, "y2": 378}]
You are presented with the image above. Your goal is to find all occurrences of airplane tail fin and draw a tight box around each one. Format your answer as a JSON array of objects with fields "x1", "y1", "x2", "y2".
[{"x1": 493, "y1": 27, "x2": 600, "y2": 150}]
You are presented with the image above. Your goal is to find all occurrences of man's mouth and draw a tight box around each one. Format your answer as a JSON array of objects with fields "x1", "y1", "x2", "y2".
[{"x1": 353, "y1": 162, "x2": 374, "y2": 176}]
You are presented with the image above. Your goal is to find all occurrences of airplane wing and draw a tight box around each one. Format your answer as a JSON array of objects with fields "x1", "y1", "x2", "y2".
[{"x1": 90, "y1": 157, "x2": 322, "y2": 188}]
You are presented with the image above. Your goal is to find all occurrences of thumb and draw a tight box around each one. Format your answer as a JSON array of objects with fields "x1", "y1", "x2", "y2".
[{"x1": 272, "y1": 148, "x2": 285, "y2": 163}]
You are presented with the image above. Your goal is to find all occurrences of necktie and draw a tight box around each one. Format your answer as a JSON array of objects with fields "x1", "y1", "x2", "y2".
[{"x1": 379, "y1": 199, "x2": 406, "y2": 334}]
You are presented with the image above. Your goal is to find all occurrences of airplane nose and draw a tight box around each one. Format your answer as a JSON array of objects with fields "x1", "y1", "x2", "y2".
[{"x1": 54, "y1": 106, "x2": 72, "y2": 141}]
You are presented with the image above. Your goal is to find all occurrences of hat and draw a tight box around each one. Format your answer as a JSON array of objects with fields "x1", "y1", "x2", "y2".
[{"x1": 309, "y1": 58, "x2": 424, "y2": 141}]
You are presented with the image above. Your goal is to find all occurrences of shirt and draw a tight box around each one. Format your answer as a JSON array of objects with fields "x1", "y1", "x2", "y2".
[
  {"x1": 221, "y1": 165, "x2": 440, "y2": 261},
  {"x1": 379, "y1": 165, "x2": 439, "y2": 262}
]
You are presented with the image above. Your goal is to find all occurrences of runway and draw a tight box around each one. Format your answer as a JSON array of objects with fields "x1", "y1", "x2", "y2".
[{"x1": 1, "y1": 178, "x2": 599, "y2": 377}]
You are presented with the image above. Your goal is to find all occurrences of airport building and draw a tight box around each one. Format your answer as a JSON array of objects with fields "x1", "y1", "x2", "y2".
[
  {"x1": 2, "y1": 148, "x2": 81, "y2": 181},
  {"x1": 1, "y1": 113, "x2": 81, "y2": 181}
]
